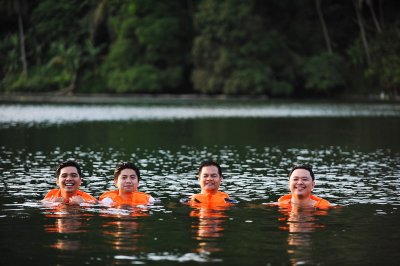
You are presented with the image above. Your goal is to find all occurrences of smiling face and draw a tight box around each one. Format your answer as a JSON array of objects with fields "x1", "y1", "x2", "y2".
[
  {"x1": 56, "y1": 166, "x2": 82, "y2": 194},
  {"x1": 289, "y1": 168, "x2": 315, "y2": 199},
  {"x1": 115, "y1": 168, "x2": 139, "y2": 195},
  {"x1": 198, "y1": 165, "x2": 222, "y2": 195}
]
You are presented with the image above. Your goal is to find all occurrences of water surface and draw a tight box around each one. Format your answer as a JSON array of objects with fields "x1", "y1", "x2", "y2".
[{"x1": 1, "y1": 101, "x2": 399, "y2": 265}]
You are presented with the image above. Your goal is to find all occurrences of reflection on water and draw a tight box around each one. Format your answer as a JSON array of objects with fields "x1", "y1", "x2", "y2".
[
  {"x1": 1, "y1": 102, "x2": 400, "y2": 265},
  {"x1": 102, "y1": 220, "x2": 142, "y2": 252},
  {"x1": 1, "y1": 103, "x2": 400, "y2": 125},
  {"x1": 41, "y1": 202, "x2": 155, "y2": 252},
  {"x1": 99, "y1": 206, "x2": 151, "y2": 254},
  {"x1": 278, "y1": 206, "x2": 330, "y2": 265},
  {"x1": 43, "y1": 205, "x2": 93, "y2": 251},
  {"x1": 190, "y1": 207, "x2": 229, "y2": 253}
]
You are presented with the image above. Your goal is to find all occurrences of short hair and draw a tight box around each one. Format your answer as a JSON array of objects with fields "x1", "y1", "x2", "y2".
[
  {"x1": 55, "y1": 160, "x2": 82, "y2": 178},
  {"x1": 114, "y1": 162, "x2": 141, "y2": 181},
  {"x1": 197, "y1": 160, "x2": 222, "y2": 178},
  {"x1": 288, "y1": 164, "x2": 315, "y2": 180}
]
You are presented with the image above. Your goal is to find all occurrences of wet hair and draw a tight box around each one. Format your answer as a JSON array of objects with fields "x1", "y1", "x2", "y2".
[
  {"x1": 55, "y1": 160, "x2": 82, "y2": 178},
  {"x1": 197, "y1": 160, "x2": 222, "y2": 178},
  {"x1": 114, "y1": 162, "x2": 141, "y2": 181},
  {"x1": 288, "y1": 164, "x2": 315, "y2": 180}
]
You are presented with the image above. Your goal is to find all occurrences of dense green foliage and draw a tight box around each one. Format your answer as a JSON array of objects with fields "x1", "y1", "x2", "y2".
[
  {"x1": 192, "y1": 0, "x2": 294, "y2": 95},
  {"x1": 0, "y1": 0, "x2": 399, "y2": 97}
]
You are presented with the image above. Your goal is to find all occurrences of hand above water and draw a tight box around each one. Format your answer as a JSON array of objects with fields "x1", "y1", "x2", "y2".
[
  {"x1": 69, "y1": 196, "x2": 85, "y2": 205},
  {"x1": 42, "y1": 196, "x2": 65, "y2": 203}
]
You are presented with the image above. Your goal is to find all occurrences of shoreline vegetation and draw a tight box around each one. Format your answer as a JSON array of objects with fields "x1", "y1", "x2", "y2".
[
  {"x1": 0, "y1": 92, "x2": 398, "y2": 105},
  {"x1": 1, "y1": 1, "x2": 400, "y2": 99}
]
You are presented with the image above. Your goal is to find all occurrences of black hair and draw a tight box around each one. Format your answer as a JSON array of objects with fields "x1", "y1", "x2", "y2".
[
  {"x1": 55, "y1": 160, "x2": 82, "y2": 178},
  {"x1": 114, "y1": 162, "x2": 141, "y2": 181},
  {"x1": 288, "y1": 164, "x2": 315, "y2": 180},
  {"x1": 197, "y1": 160, "x2": 222, "y2": 178}
]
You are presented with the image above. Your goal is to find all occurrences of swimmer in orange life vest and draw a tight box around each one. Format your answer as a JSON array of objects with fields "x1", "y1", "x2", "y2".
[
  {"x1": 186, "y1": 160, "x2": 237, "y2": 208},
  {"x1": 99, "y1": 162, "x2": 155, "y2": 206},
  {"x1": 42, "y1": 160, "x2": 96, "y2": 205},
  {"x1": 278, "y1": 165, "x2": 330, "y2": 209}
]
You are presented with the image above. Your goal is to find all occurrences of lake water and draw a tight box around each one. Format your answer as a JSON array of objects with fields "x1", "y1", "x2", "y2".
[{"x1": 1, "y1": 101, "x2": 400, "y2": 265}]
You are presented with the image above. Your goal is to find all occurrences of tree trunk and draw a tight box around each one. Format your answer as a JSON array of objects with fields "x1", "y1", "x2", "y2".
[
  {"x1": 353, "y1": 0, "x2": 371, "y2": 66},
  {"x1": 316, "y1": 0, "x2": 332, "y2": 54},
  {"x1": 17, "y1": 10, "x2": 28, "y2": 76},
  {"x1": 367, "y1": 0, "x2": 382, "y2": 33},
  {"x1": 378, "y1": 0, "x2": 384, "y2": 27}
]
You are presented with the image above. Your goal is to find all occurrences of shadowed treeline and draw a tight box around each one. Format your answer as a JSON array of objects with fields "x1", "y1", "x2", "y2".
[{"x1": 1, "y1": 0, "x2": 399, "y2": 98}]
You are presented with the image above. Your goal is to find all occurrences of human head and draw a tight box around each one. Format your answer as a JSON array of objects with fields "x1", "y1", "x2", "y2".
[
  {"x1": 55, "y1": 160, "x2": 82, "y2": 178},
  {"x1": 54, "y1": 160, "x2": 83, "y2": 194},
  {"x1": 197, "y1": 160, "x2": 222, "y2": 194},
  {"x1": 197, "y1": 160, "x2": 222, "y2": 178},
  {"x1": 114, "y1": 162, "x2": 141, "y2": 182},
  {"x1": 114, "y1": 162, "x2": 141, "y2": 194},
  {"x1": 288, "y1": 164, "x2": 315, "y2": 199},
  {"x1": 288, "y1": 165, "x2": 315, "y2": 181}
]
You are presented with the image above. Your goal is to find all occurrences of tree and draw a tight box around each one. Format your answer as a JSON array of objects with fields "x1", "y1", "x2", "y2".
[
  {"x1": 0, "y1": 0, "x2": 28, "y2": 76},
  {"x1": 101, "y1": 0, "x2": 193, "y2": 93},
  {"x1": 29, "y1": 0, "x2": 96, "y2": 94},
  {"x1": 315, "y1": 0, "x2": 332, "y2": 54},
  {"x1": 366, "y1": 27, "x2": 400, "y2": 96},
  {"x1": 353, "y1": 0, "x2": 371, "y2": 66},
  {"x1": 192, "y1": 0, "x2": 293, "y2": 95},
  {"x1": 367, "y1": 0, "x2": 382, "y2": 33},
  {"x1": 304, "y1": 53, "x2": 345, "y2": 94}
]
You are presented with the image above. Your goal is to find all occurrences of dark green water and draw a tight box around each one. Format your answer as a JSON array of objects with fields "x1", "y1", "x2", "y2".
[{"x1": 1, "y1": 102, "x2": 400, "y2": 265}]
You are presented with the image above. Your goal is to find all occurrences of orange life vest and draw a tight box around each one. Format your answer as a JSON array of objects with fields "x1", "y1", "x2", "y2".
[
  {"x1": 190, "y1": 191, "x2": 231, "y2": 208},
  {"x1": 99, "y1": 190, "x2": 152, "y2": 205},
  {"x1": 277, "y1": 194, "x2": 331, "y2": 209},
  {"x1": 43, "y1": 189, "x2": 96, "y2": 203}
]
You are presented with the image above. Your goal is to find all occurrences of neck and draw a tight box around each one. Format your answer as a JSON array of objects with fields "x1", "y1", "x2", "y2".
[
  {"x1": 61, "y1": 190, "x2": 77, "y2": 200},
  {"x1": 201, "y1": 189, "x2": 218, "y2": 195},
  {"x1": 290, "y1": 194, "x2": 314, "y2": 207}
]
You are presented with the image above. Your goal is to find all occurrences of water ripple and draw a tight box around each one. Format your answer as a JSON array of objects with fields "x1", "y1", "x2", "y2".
[
  {"x1": 1, "y1": 103, "x2": 400, "y2": 125},
  {"x1": 1, "y1": 145, "x2": 399, "y2": 206}
]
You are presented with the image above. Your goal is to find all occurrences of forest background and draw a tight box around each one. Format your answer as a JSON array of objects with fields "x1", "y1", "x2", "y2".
[{"x1": 1, "y1": 0, "x2": 399, "y2": 98}]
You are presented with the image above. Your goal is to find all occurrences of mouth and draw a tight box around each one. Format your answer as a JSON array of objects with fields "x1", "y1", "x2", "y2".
[
  {"x1": 64, "y1": 182, "x2": 75, "y2": 187},
  {"x1": 294, "y1": 186, "x2": 306, "y2": 192}
]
